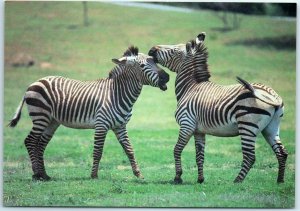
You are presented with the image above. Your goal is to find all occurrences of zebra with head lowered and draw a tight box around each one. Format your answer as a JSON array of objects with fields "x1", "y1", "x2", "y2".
[
  {"x1": 9, "y1": 46, "x2": 169, "y2": 181},
  {"x1": 149, "y1": 33, "x2": 287, "y2": 184}
]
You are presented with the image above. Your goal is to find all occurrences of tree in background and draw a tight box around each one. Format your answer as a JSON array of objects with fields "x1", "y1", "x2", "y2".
[
  {"x1": 154, "y1": 2, "x2": 296, "y2": 30},
  {"x1": 198, "y1": 3, "x2": 266, "y2": 30},
  {"x1": 83, "y1": 1, "x2": 89, "y2": 26}
]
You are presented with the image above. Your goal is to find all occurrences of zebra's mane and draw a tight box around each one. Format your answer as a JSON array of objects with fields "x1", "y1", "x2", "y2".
[
  {"x1": 186, "y1": 39, "x2": 211, "y2": 83},
  {"x1": 123, "y1": 46, "x2": 139, "y2": 57},
  {"x1": 186, "y1": 39, "x2": 207, "y2": 53},
  {"x1": 187, "y1": 39, "x2": 197, "y2": 49},
  {"x1": 109, "y1": 46, "x2": 139, "y2": 79}
]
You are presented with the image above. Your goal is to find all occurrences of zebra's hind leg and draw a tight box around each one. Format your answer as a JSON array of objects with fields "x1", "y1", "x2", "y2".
[
  {"x1": 234, "y1": 129, "x2": 257, "y2": 183},
  {"x1": 113, "y1": 126, "x2": 143, "y2": 179},
  {"x1": 194, "y1": 132, "x2": 206, "y2": 183},
  {"x1": 173, "y1": 124, "x2": 194, "y2": 184},
  {"x1": 91, "y1": 125, "x2": 108, "y2": 179},
  {"x1": 266, "y1": 137, "x2": 288, "y2": 183},
  {"x1": 24, "y1": 129, "x2": 42, "y2": 180},
  {"x1": 24, "y1": 118, "x2": 56, "y2": 181},
  {"x1": 33, "y1": 120, "x2": 60, "y2": 181},
  {"x1": 262, "y1": 108, "x2": 287, "y2": 183}
]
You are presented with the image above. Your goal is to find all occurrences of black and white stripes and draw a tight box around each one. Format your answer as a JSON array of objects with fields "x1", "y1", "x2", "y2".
[
  {"x1": 9, "y1": 46, "x2": 169, "y2": 181},
  {"x1": 149, "y1": 33, "x2": 287, "y2": 183}
]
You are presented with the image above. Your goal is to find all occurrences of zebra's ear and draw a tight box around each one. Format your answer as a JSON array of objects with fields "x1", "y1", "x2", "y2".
[
  {"x1": 196, "y1": 32, "x2": 206, "y2": 44},
  {"x1": 109, "y1": 57, "x2": 127, "y2": 79},
  {"x1": 112, "y1": 58, "x2": 127, "y2": 66}
]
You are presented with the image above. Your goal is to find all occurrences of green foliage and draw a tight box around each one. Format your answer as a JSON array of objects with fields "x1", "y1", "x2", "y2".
[{"x1": 4, "y1": 1, "x2": 295, "y2": 208}]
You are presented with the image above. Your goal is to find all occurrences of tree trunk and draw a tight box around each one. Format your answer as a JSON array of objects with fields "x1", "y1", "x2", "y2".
[{"x1": 83, "y1": 1, "x2": 89, "y2": 26}]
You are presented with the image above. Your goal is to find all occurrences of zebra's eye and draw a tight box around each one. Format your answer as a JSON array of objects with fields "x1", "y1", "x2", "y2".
[{"x1": 140, "y1": 64, "x2": 146, "y2": 68}]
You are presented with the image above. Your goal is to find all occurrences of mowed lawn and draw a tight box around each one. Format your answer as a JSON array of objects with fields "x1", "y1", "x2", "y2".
[{"x1": 3, "y1": 2, "x2": 296, "y2": 208}]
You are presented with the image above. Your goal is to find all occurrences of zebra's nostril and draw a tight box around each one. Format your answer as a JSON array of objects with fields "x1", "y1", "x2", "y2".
[
  {"x1": 162, "y1": 74, "x2": 169, "y2": 83},
  {"x1": 165, "y1": 73, "x2": 170, "y2": 82},
  {"x1": 158, "y1": 70, "x2": 169, "y2": 82}
]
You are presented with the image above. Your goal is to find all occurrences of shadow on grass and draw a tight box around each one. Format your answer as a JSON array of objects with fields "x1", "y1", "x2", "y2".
[
  {"x1": 61, "y1": 176, "x2": 196, "y2": 186},
  {"x1": 134, "y1": 179, "x2": 196, "y2": 186},
  {"x1": 226, "y1": 35, "x2": 296, "y2": 51},
  {"x1": 5, "y1": 174, "x2": 196, "y2": 185},
  {"x1": 211, "y1": 27, "x2": 235, "y2": 33}
]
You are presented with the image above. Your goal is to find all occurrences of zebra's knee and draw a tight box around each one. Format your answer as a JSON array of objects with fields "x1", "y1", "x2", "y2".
[
  {"x1": 243, "y1": 154, "x2": 256, "y2": 168},
  {"x1": 247, "y1": 153, "x2": 256, "y2": 165},
  {"x1": 279, "y1": 144, "x2": 288, "y2": 157},
  {"x1": 249, "y1": 157, "x2": 256, "y2": 168},
  {"x1": 173, "y1": 146, "x2": 182, "y2": 159},
  {"x1": 277, "y1": 148, "x2": 288, "y2": 164},
  {"x1": 273, "y1": 140, "x2": 288, "y2": 160}
]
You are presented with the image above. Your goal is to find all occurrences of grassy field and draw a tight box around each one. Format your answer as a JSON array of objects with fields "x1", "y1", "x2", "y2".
[{"x1": 3, "y1": 1, "x2": 296, "y2": 208}]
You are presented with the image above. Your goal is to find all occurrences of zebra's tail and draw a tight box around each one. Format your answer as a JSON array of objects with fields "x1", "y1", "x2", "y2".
[
  {"x1": 8, "y1": 96, "x2": 25, "y2": 128},
  {"x1": 236, "y1": 76, "x2": 282, "y2": 107}
]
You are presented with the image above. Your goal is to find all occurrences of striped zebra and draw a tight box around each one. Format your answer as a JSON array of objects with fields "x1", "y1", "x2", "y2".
[
  {"x1": 148, "y1": 33, "x2": 287, "y2": 184},
  {"x1": 9, "y1": 46, "x2": 169, "y2": 181}
]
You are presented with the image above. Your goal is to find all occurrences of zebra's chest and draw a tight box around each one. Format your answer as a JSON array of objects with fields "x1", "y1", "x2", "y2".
[{"x1": 111, "y1": 110, "x2": 133, "y2": 128}]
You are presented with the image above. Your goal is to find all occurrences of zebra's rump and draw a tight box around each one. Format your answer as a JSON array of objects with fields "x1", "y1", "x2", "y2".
[{"x1": 252, "y1": 83, "x2": 283, "y2": 107}]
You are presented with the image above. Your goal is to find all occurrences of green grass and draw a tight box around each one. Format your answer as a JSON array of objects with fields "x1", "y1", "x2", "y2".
[{"x1": 3, "y1": 1, "x2": 296, "y2": 208}]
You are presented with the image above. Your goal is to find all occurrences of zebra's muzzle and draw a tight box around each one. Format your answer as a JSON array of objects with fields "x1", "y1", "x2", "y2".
[{"x1": 158, "y1": 69, "x2": 169, "y2": 91}]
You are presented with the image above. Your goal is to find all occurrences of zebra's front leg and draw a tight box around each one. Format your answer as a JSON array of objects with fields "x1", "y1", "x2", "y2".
[
  {"x1": 113, "y1": 126, "x2": 143, "y2": 179},
  {"x1": 91, "y1": 126, "x2": 108, "y2": 179},
  {"x1": 234, "y1": 135, "x2": 256, "y2": 183},
  {"x1": 194, "y1": 132, "x2": 206, "y2": 184},
  {"x1": 174, "y1": 125, "x2": 194, "y2": 184}
]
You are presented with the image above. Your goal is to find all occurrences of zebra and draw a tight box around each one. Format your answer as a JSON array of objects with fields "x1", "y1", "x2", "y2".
[
  {"x1": 148, "y1": 33, "x2": 287, "y2": 184},
  {"x1": 8, "y1": 46, "x2": 169, "y2": 181}
]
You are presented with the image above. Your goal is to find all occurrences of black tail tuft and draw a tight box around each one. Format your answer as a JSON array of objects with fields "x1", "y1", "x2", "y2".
[
  {"x1": 236, "y1": 76, "x2": 254, "y2": 93},
  {"x1": 8, "y1": 97, "x2": 25, "y2": 128},
  {"x1": 7, "y1": 112, "x2": 21, "y2": 127}
]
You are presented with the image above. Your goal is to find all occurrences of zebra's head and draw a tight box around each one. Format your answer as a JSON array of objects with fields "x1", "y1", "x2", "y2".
[
  {"x1": 148, "y1": 33, "x2": 209, "y2": 81},
  {"x1": 110, "y1": 46, "x2": 169, "y2": 91}
]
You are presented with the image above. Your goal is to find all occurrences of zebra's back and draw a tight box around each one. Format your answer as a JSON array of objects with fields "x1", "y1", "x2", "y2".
[{"x1": 25, "y1": 76, "x2": 112, "y2": 129}]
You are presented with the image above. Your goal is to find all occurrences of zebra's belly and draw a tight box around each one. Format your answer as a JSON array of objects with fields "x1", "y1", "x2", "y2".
[
  {"x1": 60, "y1": 121, "x2": 95, "y2": 129},
  {"x1": 197, "y1": 123, "x2": 239, "y2": 137}
]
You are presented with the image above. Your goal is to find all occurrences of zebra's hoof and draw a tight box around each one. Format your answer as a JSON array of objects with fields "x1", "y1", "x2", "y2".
[
  {"x1": 197, "y1": 177, "x2": 204, "y2": 184},
  {"x1": 233, "y1": 178, "x2": 243, "y2": 183},
  {"x1": 277, "y1": 179, "x2": 284, "y2": 183},
  {"x1": 174, "y1": 177, "x2": 183, "y2": 184},
  {"x1": 32, "y1": 173, "x2": 51, "y2": 181},
  {"x1": 91, "y1": 174, "x2": 98, "y2": 179},
  {"x1": 134, "y1": 171, "x2": 143, "y2": 179},
  {"x1": 137, "y1": 174, "x2": 144, "y2": 179}
]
